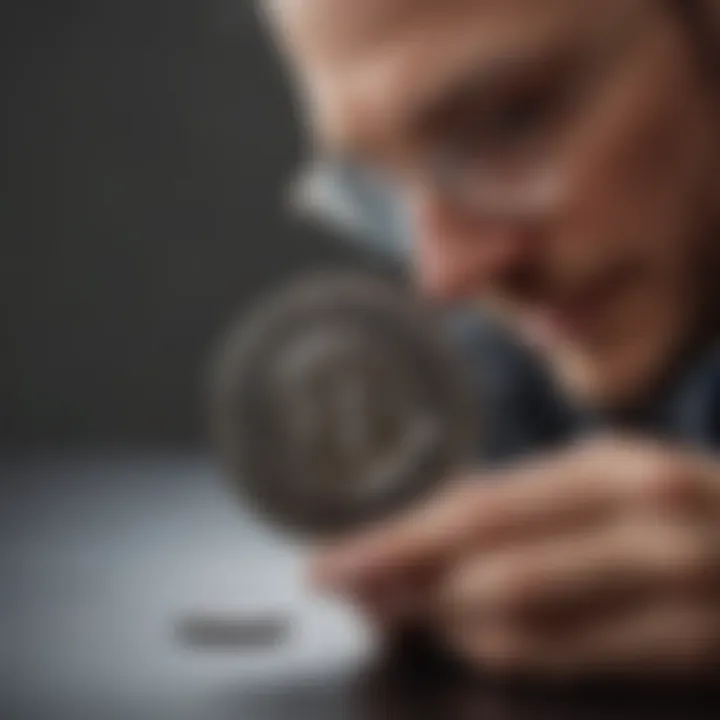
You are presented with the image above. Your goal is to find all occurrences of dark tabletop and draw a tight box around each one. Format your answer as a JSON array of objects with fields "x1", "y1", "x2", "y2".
[{"x1": 1, "y1": 453, "x2": 718, "y2": 719}]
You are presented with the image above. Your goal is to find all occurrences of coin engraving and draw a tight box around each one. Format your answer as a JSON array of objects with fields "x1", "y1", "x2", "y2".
[{"x1": 210, "y1": 272, "x2": 477, "y2": 537}]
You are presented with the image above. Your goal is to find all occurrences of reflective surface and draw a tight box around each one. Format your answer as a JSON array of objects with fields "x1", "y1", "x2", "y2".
[{"x1": 2, "y1": 454, "x2": 719, "y2": 719}]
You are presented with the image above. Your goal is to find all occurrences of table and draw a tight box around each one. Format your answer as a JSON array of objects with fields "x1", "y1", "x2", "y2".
[{"x1": 1, "y1": 453, "x2": 717, "y2": 719}]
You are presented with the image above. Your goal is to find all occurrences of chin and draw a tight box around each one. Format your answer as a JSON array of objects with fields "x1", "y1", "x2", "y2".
[{"x1": 543, "y1": 331, "x2": 682, "y2": 415}]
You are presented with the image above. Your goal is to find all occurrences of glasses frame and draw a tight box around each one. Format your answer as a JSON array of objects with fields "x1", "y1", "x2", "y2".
[{"x1": 287, "y1": 5, "x2": 663, "y2": 257}]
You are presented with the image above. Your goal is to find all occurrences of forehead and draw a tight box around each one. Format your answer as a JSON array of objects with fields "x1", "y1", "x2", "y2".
[{"x1": 268, "y1": 0, "x2": 650, "y2": 151}]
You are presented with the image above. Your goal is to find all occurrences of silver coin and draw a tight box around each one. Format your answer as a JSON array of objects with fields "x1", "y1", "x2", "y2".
[
  {"x1": 175, "y1": 612, "x2": 291, "y2": 651},
  {"x1": 209, "y1": 271, "x2": 477, "y2": 538}
]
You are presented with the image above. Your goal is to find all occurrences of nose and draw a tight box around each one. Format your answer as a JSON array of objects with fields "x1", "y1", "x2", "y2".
[{"x1": 410, "y1": 191, "x2": 532, "y2": 303}]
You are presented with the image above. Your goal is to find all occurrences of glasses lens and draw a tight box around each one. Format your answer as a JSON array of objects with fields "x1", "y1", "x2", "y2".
[{"x1": 290, "y1": 159, "x2": 411, "y2": 259}]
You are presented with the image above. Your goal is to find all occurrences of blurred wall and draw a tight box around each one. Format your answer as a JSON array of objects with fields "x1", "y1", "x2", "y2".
[{"x1": 1, "y1": 1, "x2": 383, "y2": 449}]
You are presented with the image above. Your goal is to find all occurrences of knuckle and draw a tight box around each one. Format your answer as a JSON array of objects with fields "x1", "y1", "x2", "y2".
[
  {"x1": 445, "y1": 555, "x2": 535, "y2": 617},
  {"x1": 633, "y1": 452, "x2": 702, "y2": 509},
  {"x1": 660, "y1": 528, "x2": 717, "y2": 584},
  {"x1": 441, "y1": 562, "x2": 504, "y2": 617},
  {"x1": 436, "y1": 478, "x2": 486, "y2": 521},
  {"x1": 484, "y1": 559, "x2": 537, "y2": 613}
]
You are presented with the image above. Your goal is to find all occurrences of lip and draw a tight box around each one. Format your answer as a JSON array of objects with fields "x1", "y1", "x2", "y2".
[{"x1": 519, "y1": 273, "x2": 629, "y2": 348}]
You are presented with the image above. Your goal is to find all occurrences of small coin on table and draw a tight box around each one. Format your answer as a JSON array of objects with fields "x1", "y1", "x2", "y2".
[{"x1": 175, "y1": 612, "x2": 292, "y2": 651}]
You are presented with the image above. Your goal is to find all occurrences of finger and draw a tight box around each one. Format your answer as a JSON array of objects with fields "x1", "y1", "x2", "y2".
[
  {"x1": 310, "y1": 440, "x2": 625, "y2": 592},
  {"x1": 311, "y1": 439, "x2": 720, "y2": 594},
  {"x1": 440, "y1": 519, "x2": 720, "y2": 624},
  {"x1": 440, "y1": 612, "x2": 557, "y2": 677},
  {"x1": 441, "y1": 597, "x2": 720, "y2": 679},
  {"x1": 552, "y1": 600, "x2": 720, "y2": 677}
]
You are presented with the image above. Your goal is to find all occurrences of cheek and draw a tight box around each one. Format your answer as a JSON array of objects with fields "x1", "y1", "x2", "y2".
[{"x1": 560, "y1": 63, "x2": 713, "y2": 314}]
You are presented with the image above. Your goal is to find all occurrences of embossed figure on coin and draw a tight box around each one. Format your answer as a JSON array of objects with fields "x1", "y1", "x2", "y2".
[
  {"x1": 210, "y1": 272, "x2": 476, "y2": 537},
  {"x1": 270, "y1": 324, "x2": 442, "y2": 511}
]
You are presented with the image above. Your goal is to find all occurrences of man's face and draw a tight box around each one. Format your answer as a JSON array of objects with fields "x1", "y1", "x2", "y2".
[{"x1": 267, "y1": 0, "x2": 718, "y2": 410}]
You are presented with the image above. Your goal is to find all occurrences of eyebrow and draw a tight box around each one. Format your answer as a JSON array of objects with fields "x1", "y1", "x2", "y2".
[
  {"x1": 406, "y1": 0, "x2": 661, "y2": 143},
  {"x1": 405, "y1": 40, "x2": 579, "y2": 141},
  {"x1": 319, "y1": 48, "x2": 562, "y2": 166}
]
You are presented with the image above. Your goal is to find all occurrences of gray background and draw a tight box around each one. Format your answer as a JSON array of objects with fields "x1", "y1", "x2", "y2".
[
  {"x1": 2, "y1": 11, "x2": 381, "y2": 718},
  {"x1": 1, "y1": 0, "x2": 387, "y2": 451}
]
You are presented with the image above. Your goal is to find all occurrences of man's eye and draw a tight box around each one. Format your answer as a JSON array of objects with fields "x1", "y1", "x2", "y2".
[
  {"x1": 479, "y1": 87, "x2": 558, "y2": 155},
  {"x1": 493, "y1": 94, "x2": 548, "y2": 139}
]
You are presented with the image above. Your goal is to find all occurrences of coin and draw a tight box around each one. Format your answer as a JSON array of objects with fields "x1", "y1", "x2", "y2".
[
  {"x1": 175, "y1": 612, "x2": 291, "y2": 651},
  {"x1": 209, "y1": 271, "x2": 477, "y2": 538}
]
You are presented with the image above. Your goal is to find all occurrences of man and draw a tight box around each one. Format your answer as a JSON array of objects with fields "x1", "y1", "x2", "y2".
[{"x1": 261, "y1": 0, "x2": 720, "y2": 677}]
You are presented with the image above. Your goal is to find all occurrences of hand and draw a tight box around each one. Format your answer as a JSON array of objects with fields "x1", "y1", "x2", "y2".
[{"x1": 310, "y1": 438, "x2": 720, "y2": 678}]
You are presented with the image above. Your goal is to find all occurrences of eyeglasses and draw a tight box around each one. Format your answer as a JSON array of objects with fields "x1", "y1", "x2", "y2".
[{"x1": 287, "y1": 8, "x2": 656, "y2": 259}]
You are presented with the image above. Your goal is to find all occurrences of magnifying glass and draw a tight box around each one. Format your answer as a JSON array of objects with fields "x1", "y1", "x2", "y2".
[{"x1": 208, "y1": 270, "x2": 478, "y2": 540}]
